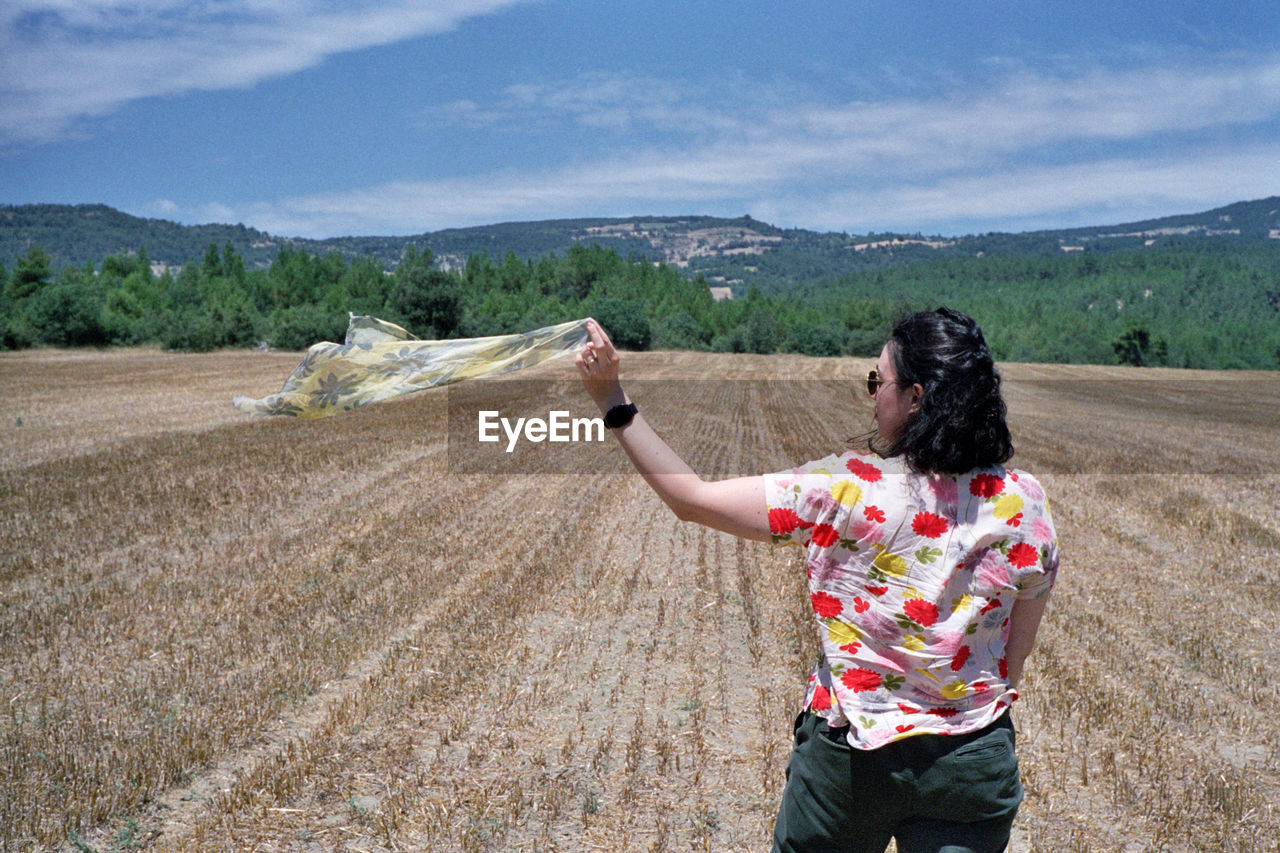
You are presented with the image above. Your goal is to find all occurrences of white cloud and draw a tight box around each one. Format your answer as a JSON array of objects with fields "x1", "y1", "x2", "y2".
[
  {"x1": 423, "y1": 57, "x2": 1280, "y2": 162},
  {"x1": 429, "y1": 70, "x2": 757, "y2": 139},
  {"x1": 793, "y1": 144, "x2": 1280, "y2": 234},
  {"x1": 766, "y1": 58, "x2": 1280, "y2": 179},
  {"x1": 188, "y1": 54, "x2": 1280, "y2": 236},
  {"x1": 0, "y1": 0, "x2": 533, "y2": 145},
  {"x1": 197, "y1": 202, "x2": 238, "y2": 224}
]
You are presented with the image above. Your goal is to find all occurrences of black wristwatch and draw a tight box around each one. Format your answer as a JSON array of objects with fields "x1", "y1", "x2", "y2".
[{"x1": 603, "y1": 402, "x2": 638, "y2": 429}]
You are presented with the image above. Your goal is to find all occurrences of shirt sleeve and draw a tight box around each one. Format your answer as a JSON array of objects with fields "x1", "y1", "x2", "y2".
[
  {"x1": 1011, "y1": 476, "x2": 1060, "y2": 600},
  {"x1": 762, "y1": 453, "x2": 842, "y2": 547}
]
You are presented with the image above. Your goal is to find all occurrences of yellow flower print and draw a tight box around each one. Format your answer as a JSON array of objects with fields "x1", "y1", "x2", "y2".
[
  {"x1": 903, "y1": 586, "x2": 921, "y2": 600},
  {"x1": 950, "y1": 593, "x2": 972, "y2": 614},
  {"x1": 992, "y1": 494, "x2": 1024, "y2": 520},
  {"x1": 829, "y1": 480, "x2": 862, "y2": 507},
  {"x1": 914, "y1": 667, "x2": 939, "y2": 683},
  {"x1": 810, "y1": 467, "x2": 833, "y2": 478},
  {"x1": 942, "y1": 680, "x2": 969, "y2": 700},
  {"x1": 902, "y1": 634, "x2": 925, "y2": 652},
  {"x1": 873, "y1": 549, "x2": 908, "y2": 577},
  {"x1": 826, "y1": 619, "x2": 862, "y2": 647}
]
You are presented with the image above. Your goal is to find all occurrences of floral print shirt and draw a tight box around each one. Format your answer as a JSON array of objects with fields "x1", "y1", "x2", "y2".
[{"x1": 765, "y1": 451, "x2": 1059, "y2": 750}]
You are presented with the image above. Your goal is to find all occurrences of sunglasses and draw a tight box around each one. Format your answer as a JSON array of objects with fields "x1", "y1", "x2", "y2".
[{"x1": 865, "y1": 369, "x2": 893, "y2": 397}]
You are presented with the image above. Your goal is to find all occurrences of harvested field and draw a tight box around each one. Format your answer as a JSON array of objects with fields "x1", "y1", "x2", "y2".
[{"x1": 1, "y1": 347, "x2": 1278, "y2": 852}]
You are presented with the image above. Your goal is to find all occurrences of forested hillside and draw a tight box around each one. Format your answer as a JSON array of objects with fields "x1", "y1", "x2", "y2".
[
  {"x1": 811, "y1": 244, "x2": 1280, "y2": 368},
  {"x1": 3, "y1": 235, "x2": 1278, "y2": 368},
  {"x1": 5, "y1": 197, "x2": 1280, "y2": 293}
]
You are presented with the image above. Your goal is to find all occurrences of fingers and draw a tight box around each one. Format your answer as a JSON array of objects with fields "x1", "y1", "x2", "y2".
[
  {"x1": 577, "y1": 319, "x2": 624, "y2": 406},
  {"x1": 575, "y1": 338, "x2": 603, "y2": 377},
  {"x1": 584, "y1": 318, "x2": 616, "y2": 354}
]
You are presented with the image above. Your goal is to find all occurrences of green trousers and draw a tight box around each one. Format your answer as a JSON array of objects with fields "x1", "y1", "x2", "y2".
[{"x1": 772, "y1": 712, "x2": 1022, "y2": 853}]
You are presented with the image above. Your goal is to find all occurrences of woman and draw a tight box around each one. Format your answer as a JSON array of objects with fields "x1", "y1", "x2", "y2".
[{"x1": 576, "y1": 307, "x2": 1058, "y2": 853}]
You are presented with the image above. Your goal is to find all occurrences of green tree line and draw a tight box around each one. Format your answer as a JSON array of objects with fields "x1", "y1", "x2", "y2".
[
  {"x1": 2, "y1": 240, "x2": 1277, "y2": 368},
  {"x1": 0, "y1": 242, "x2": 899, "y2": 357},
  {"x1": 810, "y1": 244, "x2": 1280, "y2": 369}
]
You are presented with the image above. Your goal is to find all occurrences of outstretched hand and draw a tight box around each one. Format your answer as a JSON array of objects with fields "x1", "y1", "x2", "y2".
[
  {"x1": 573, "y1": 317, "x2": 770, "y2": 541},
  {"x1": 576, "y1": 318, "x2": 626, "y2": 411}
]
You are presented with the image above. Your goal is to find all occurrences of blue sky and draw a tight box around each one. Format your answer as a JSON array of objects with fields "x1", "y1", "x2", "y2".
[{"x1": 2, "y1": 1, "x2": 1279, "y2": 239}]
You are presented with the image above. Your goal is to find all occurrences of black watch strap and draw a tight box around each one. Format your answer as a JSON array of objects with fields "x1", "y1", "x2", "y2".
[{"x1": 603, "y1": 402, "x2": 638, "y2": 429}]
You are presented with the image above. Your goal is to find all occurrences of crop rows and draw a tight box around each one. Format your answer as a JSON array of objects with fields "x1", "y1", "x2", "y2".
[{"x1": 1, "y1": 348, "x2": 1277, "y2": 851}]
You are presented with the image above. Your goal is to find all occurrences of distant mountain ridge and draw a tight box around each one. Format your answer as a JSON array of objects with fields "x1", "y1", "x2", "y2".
[{"x1": 3, "y1": 197, "x2": 1279, "y2": 294}]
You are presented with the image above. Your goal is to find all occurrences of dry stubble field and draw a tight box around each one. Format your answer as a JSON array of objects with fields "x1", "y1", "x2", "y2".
[{"x1": 1, "y1": 346, "x2": 1278, "y2": 852}]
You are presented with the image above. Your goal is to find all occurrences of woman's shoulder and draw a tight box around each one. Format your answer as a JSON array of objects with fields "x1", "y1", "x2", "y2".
[
  {"x1": 959, "y1": 466, "x2": 1057, "y2": 563},
  {"x1": 767, "y1": 450, "x2": 907, "y2": 495},
  {"x1": 831, "y1": 449, "x2": 911, "y2": 484},
  {"x1": 780, "y1": 448, "x2": 885, "y2": 474},
  {"x1": 960, "y1": 465, "x2": 1046, "y2": 499},
  {"x1": 1006, "y1": 467, "x2": 1049, "y2": 504},
  {"x1": 957, "y1": 467, "x2": 1054, "y2": 552}
]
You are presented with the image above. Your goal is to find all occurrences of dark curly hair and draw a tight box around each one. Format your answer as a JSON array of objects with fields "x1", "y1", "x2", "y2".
[{"x1": 871, "y1": 307, "x2": 1013, "y2": 474}]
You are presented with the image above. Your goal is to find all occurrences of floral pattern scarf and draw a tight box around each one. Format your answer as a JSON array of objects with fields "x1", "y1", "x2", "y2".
[{"x1": 234, "y1": 315, "x2": 589, "y2": 418}]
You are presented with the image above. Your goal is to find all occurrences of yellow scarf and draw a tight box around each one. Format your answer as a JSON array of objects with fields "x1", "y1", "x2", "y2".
[{"x1": 233, "y1": 315, "x2": 589, "y2": 418}]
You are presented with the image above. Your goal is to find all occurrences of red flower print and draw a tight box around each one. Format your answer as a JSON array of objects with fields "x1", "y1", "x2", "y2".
[
  {"x1": 811, "y1": 523, "x2": 840, "y2": 547},
  {"x1": 979, "y1": 597, "x2": 1003, "y2": 615},
  {"x1": 810, "y1": 684, "x2": 832, "y2": 711},
  {"x1": 866, "y1": 585, "x2": 888, "y2": 596},
  {"x1": 810, "y1": 591, "x2": 843, "y2": 618},
  {"x1": 841, "y1": 667, "x2": 882, "y2": 693},
  {"x1": 895, "y1": 724, "x2": 914, "y2": 733},
  {"x1": 911, "y1": 511, "x2": 950, "y2": 538},
  {"x1": 998, "y1": 657, "x2": 1008, "y2": 679},
  {"x1": 926, "y1": 706, "x2": 959, "y2": 718},
  {"x1": 1006, "y1": 542, "x2": 1039, "y2": 568},
  {"x1": 1006, "y1": 512, "x2": 1023, "y2": 527},
  {"x1": 846, "y1": 458, "x2": 883, "y2": 482},
  {"x1": 903, "y1": 599, "x2": 939, "y2": 627},
  {"x1": 863, "y1": 505, "x2": 886, "y2": 523},
  {"x1": 853, "y1": 597, "x2": 870, "y2": 613},
  {"x1": 971, "y1": 681, "x2": 990, "y2": 693},
  {"x1": 950, "y1": 645, "x2": 970, "y2": 672},
  {"x1": 970, "y1": 473, "x2": 1004, "y2": 498},
  {"x1": 769, "y1": 507, "x2": 801, "y2": 534},
  {"x1": 896, "y1": 702, "x2": 920, "y2": 714}
]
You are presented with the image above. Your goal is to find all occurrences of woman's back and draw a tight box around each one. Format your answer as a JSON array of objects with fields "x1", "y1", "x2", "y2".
[{"x1": 766, "y1": 450, "x2": 1058, "y2": 749}]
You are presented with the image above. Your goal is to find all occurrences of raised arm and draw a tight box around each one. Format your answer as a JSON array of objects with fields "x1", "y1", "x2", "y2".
[{"x1": 577, "y1": 319, "x2": 770, "y2": 542}]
